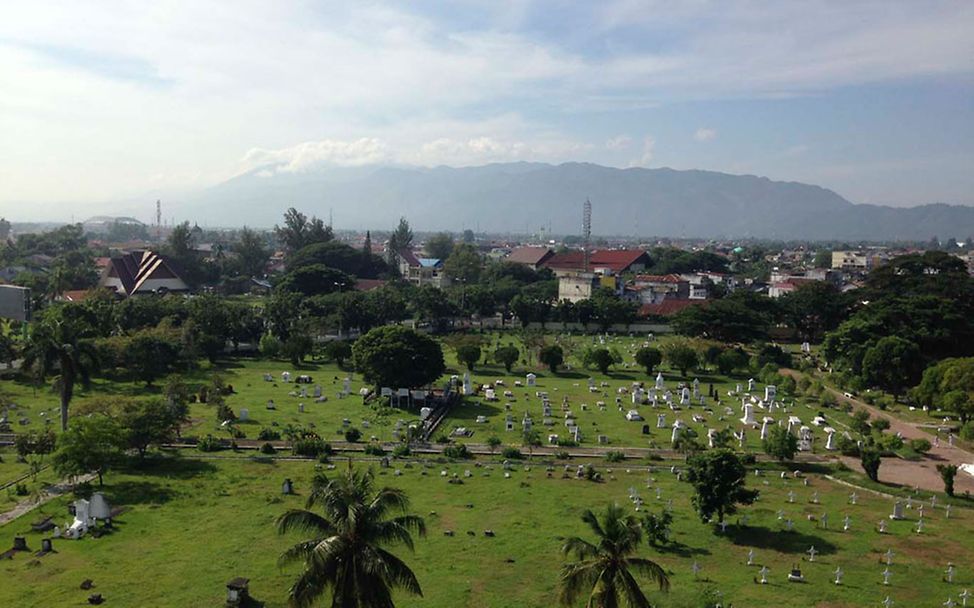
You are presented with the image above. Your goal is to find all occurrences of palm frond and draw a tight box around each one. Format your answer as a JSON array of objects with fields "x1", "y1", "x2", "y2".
[
  {"x1": 627, "y1": 557, "x2": 670, "y2": 592},
  {"x1": 617, "y1": 567, "x2": 653, "y2": 608},
  {"x1": 277, "y1": 509, "x2": 336, "y2": 536}
]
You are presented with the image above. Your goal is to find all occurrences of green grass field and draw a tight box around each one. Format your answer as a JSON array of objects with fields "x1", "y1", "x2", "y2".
[{"x1": 1, "y1": 454, "x2": 970, "y2": 607}]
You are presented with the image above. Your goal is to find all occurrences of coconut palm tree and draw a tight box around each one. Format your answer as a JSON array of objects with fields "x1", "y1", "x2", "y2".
[
  {"x1": 277, "y1": 468, "x2": 426, "y2": 608},
  {"x1": 559, "y1": 504, "x2": 669, "y2": 608},
  {"x1": 22, "y1": 311, "x2": 99, "y2": 431}
]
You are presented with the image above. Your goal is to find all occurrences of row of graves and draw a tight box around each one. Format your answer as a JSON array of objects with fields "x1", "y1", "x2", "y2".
[
  {"x1": 618, "y1": 463, "x2": 970, "y2": 606},
  {"x1": 453, "y1": 369, "x2": 848, "y2": 452}
]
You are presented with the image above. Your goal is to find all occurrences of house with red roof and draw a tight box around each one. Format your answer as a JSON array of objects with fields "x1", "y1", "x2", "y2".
[
  {"x1": 506, "y1": 246, "x2": 554, "y2": 270},
  {"x1": 543, "y1": 249, "x2": 650, "y2": 274}
]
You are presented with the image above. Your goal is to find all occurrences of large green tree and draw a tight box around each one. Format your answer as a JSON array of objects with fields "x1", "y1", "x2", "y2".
[
  {"x1": 685, "y1": 449, "x2": 759, "y2": 524},
  {"x1": 860, "y1": 336, "x2": 924, "y2": 398},
  {"x1": 353, "y1": 326, "x2": 445, "y2": 390},
  {"x1": 52, "y1": 415, "x2": 125, "y2": 485},
  {"x1": 22, "y1": 307, "x2": 100, "y2": 431},
  {"x1": 424, "y1": 232, "x2": 455, "y2": 260},
  {"x1": 911, "y1": 357, "x2": 974, "y2": 423},
  {"x1": 277, "y1": 469, "x2": 426, "y2": 608},
  {"x1": 559, "y1": 504, "x2": 669, "y2": 608}
]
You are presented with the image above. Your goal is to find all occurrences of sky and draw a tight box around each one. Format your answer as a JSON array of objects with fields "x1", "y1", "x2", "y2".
[{"x1": 1, "y1": 1, "x2": 972, "y2": 221}]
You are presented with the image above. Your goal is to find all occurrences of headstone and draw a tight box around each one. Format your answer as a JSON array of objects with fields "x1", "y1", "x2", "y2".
[
  {"x1": 882, "y1": 568, "x2": 892, "y2": 585},
  {"x1": 890, "y1": 501, "x2": 905, "y2": 520},
  {"x1": 884, "y1": 548, "x2": 895, "y2": 565},
  {"x1": 282, "y1": 479, "x2": 294, "y2": 495},
  {"x1": 655, "y1": 372, "x2": 665, "y2": 389},
  {"x1": 806, "y1": 546, "x2": 817, "y2": 562},
  {"x1": 740, "y1": 403, "x2": 757, "y2": 425},
  {"x1": 834, "y1": 566, "x2": 843, "y2": 585},
  {"x1": 526, "y1": 373, "x2": 536, "y2": 387},
  {"x1": 239, "y1": 408, "x2": 249, "y2": 421},
  {"x1": 656, "y1": 413, "x2": 666, "y2": 429},
  {"x1": 759, "y1": 566, "x2": 769, "y2": 584}
]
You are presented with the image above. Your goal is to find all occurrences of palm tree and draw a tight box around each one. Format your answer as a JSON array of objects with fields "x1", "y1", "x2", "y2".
[
  {"x1": 559, "y1": 504, "x2": 669, "y2": 608},
  {"x1": 277, "y1": 468, "x2": 426, "y2": 608},
  {"x1": 22, "y1": 312, "x2": 98, "y2": 431}
]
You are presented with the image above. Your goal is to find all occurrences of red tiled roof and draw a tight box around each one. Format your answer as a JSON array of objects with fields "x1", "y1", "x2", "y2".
[
  {"x1": 398, "y1": 248, "x2": 421, "y2": 267},
  {"x1": 638, "y1": 299, "x2": 706, "y2": 317},
  {"x1": 544, "y1": 249, "x2": 649, "y2": 273},
  {"x1": 633, "y1": 274, "x2": 684, "y2": 284},
  {"x1": 354, "y1": 279, "x2": 386, "y2": 292},
  {"x1": 506, "y1": 246, "x2": 553, "y2": 266}
]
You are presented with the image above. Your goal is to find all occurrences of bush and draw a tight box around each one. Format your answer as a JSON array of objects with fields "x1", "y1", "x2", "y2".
[
  {"x1": 556, "y1": 438, "x2": 579, "y2": 448},
  {"x1": 258, "y1": 428, "x2": 281, "y2": 441},
  {"x1": 553, "y1": 450, "x2": 571, "y2": 460},
  {"x1": 443, "y1": 443, "x2": 472, "y2": 459},
  {"x1": 259, "y1": 442, "x2": 276, "y2": 455},
  {"x1": 259, "y1": 333, "x2": 282, "y2": 358},
  {"x1": 344, "y1": 427, "x2": 362, "y2": 443},
  {"x1": 435, "y1": 434, "x2": 451, "y2": 444},
  {"x1": 872, "y1": 418, "x2": 891, "y2": 432},
  {"x1": 501, "y1": 447, "x2": 524, "y2": 459},
  {"x1": 909, "y1": 438, "x2": 932, "y2": 454},
  {"x1": 392, "y1": 444, "x2": 411, "y2": 458},
  {"x1": 197, "y1": 435, "x2": 223, "y2": 452},
  {"x1": 642, "y1": 510, "x2": 673, "y2": 547},
  {"x1": 293, "y1": 437, "x2": 327, "y2": 457},
  {"x1": 364, "y1": 444, "x2": 385, "y2": 456},
  {"x1": 605, "y1": 451, "x2": 626, "y2": 463},
  {"x1": 960, "y1": 423, "x2": 974, "y2": 442},
  {"x1": 14, "y1": 483, "x2": 28, "y2": 496}
]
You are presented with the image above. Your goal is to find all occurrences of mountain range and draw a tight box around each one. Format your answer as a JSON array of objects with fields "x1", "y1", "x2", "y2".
[{"x1": 178, "y1": 162, "x2": 974, "y2": 241}]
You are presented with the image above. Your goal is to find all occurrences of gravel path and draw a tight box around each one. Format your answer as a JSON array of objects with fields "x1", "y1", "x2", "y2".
[{"x1": 0, "y1": 473, "x2": 97, "y2": 527}]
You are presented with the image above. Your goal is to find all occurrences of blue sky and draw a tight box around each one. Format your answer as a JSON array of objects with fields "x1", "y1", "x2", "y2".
[{"x1": 0, "y1": 1, "x2": 971, "y2": 220}]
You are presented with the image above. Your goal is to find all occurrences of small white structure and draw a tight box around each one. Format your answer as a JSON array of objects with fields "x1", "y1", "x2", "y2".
[
  {"x1": 765, "y1": 385, "x2": 777, "y2": 402},
  {"x1": 760, "y1": 417, "x2": 774, "y2": 440},
  {"x1": 740, "y1": 403, "x2": 757, "y2": 426},
  {"x1": 824, "y1": 427, "x2": 837, "y2": 451},
  {"x1": 626, "y1": 410, "x2": 643, "y2": 422},
  {"x1": 656, "y1": 413, "x2": 667, "y2": 429},
  {"x1": 671, "y1": 421, "x2": 685, "y2": 445},
  {"x1": 463, "y1": 372, "x2": 473, "y2": 396},
  {"x1": 798, "y1": 426, "x2": 813, "y2": 452},
  {"x1": 747, "y1": 378, "x2": 756, "y2": 392},
  {"x1": 655, "y1": 372, "x2": 665, "y2": 389},
  {"x1": 526, "y1": 373, "x2": 537, "y2": 387},
  {"x1": 890, "y1": 501, "x2": 905, "y2": 520}
]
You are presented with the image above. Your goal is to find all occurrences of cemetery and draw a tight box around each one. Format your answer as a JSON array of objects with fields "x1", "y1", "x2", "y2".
[
  {"x1": 2, "y1": 331, "x2": 973, "y2": 607},
  {"x1": 1, "y1": 453, "x2": 972, "y2": 607}
]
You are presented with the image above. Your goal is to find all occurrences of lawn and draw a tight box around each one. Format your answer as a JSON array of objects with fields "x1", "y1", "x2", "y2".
[{"x1": 1, "y1": 453, "x2": 970, "y2": 607}]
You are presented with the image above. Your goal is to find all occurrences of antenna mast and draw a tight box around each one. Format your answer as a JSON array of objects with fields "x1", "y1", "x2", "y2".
[
  {"x1": 582, "y1": 197, "x2": 592, "y2": 272},
  {"x1": 155, "y1": 200, "x2": 162, "y2": 240}
]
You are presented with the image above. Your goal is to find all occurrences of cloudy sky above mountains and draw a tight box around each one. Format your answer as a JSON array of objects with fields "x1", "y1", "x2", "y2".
[{"x1": 1, "y1": 1, "x2": 972, "y2": 220}]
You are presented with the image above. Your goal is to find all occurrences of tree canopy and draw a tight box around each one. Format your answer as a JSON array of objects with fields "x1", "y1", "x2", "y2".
[{"x1": 353, "y1": 326, "x2": 446, "y2": 390}]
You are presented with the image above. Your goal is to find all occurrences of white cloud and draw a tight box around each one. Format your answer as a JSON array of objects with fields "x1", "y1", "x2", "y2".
[
  {"x1": 605, "y1": 135, "x2": 633, "y2": 150},
  {"x1": 242, "y1": 139, "x2": 390, "y2": 174},
  {"x1": 629, "y1": 136, "x2": 656, "y2": 167},
  {"x1": 694, "y1": 128, "x2": 717, "y2": 142}
]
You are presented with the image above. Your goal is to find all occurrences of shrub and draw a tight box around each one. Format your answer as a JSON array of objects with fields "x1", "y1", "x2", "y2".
[
  {"x1": 937, "y1": 464, "x2": 958, "y2": 496},
  {"x1": 197, "y1": 434, "x2": 222, "y2": 452},
  {"x1": 741, "y1": 453, "x2": 757, "y2": 466},
  {"x1": 435, "y1": 434, "x2": 451, "y2": 444},
  {"x1": 553, "y1": 450, "x2": 570, "y2": 460},
  {"x1": 961, "y1": 423, "x2": 974, "y2": 442},
  {"x1": 259, "y1": 442, "x2": 276, "y2": 455},
  {"x1": 872, "y1": 418, "x2": 891, "y2": 432},
  {"x1": 443, "y1": 443, "x2": 472, "y2": 459},
  {"x1": 293, "y1": 437, "x2": 327, "y2": 457},
  {"x1": 344, "y1": 427, "x2": 362, "y2": 443},
  {"x1": 364, "y1": 444, "x2": 385, "y2": 456},
  {"x1": 556, "y1": 438, "x2": 579, "y2": 448},
  {"x1": 909, "y1": 438, "x2": 932, "y2": 454},
  {"x1": 257, "y1": 428, "x2": 281, "y2": 441},
  {"x1": 501, "y1": 447, "x2": 524, "y2": 460},
  {"x1": 392, "y1": 444, "x2": 411, "y2": 458},
  {"x1": 15, "y1": 483, "x2": 28, "y2": 496},
  {"x1": 584, "y1": 465, "x2": 602, "y2": 482},
  {"x1": 605, "y1": 451, "x2": 626, "y2": 463},
  {"x1": 642, "y1": 510, "x2": 673, "y2": 547},
  {"x1": 861, "y1": 448, "x2": 881, "y2": 482}
]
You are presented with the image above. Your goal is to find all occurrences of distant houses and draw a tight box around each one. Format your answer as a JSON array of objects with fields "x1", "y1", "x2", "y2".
[
  {"x1": 394, "y1": 249, "x2": 450, "y2": 289},
  {"x1": 98, "y1": 250, "x2": 189, "y2": 297}
]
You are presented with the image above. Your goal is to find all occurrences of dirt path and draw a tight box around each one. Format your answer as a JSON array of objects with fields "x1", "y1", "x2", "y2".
[
  {"x1": 783, "y1": 369, "x2": 974, "y2": 494},
  {"x1": 0, "y1": 473, "x2": 97, "y2": 527}
]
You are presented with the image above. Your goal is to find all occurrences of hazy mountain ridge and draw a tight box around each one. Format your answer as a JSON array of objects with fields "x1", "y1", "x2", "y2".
[{"x1": 184, "y1": 162, "x2": 974, "y2": 240}]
